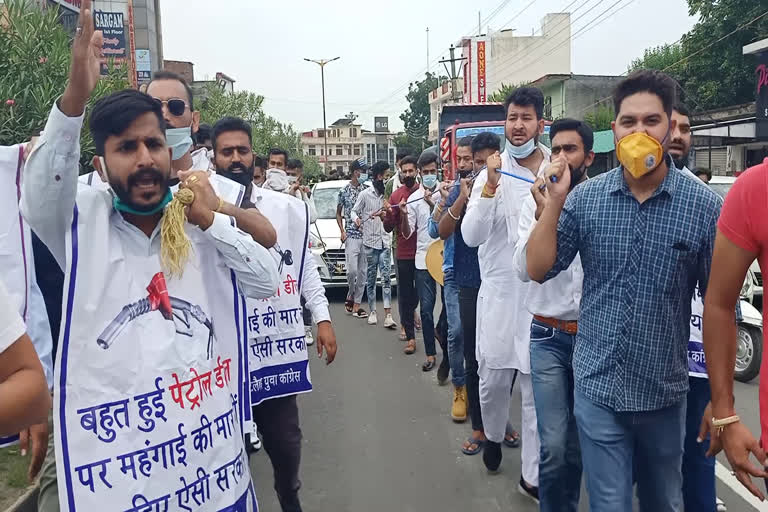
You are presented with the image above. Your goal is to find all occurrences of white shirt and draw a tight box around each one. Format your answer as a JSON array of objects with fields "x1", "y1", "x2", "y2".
[
  {"x1": 292, "y1": 187, "x2": 318, "y2": 224},
  {"x1": 0, "y1": 279, "x2": 25, "y2": 354},
  {"x1": 514, "y1": 194, "x2": 582, "y2": 320},
  {"x1": 461, "y1": 145, "x2": 550, "y2": 371},
  {"x1": 407, "y1": 185, "x2": 442, "y2": 270}
]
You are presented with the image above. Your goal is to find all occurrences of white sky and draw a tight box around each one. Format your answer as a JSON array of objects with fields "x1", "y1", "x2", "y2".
[{"x1": 160, "y1": 0, "x2": 697, "y2": 133}]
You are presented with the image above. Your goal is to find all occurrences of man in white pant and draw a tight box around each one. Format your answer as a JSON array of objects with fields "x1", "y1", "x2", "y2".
[
  {"x1": 462, "y1": 87, "x2": 550, "y2": 502},
  {"x1": 337, "y1": 159, "x2": 369, "y2": 317}
]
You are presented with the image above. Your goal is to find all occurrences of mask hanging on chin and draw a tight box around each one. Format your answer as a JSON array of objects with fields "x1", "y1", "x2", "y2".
[
  {"x1": 616, "y1": 132, "x2": 665, "y2": 179},
  {"x1": 166, "y1": 126, "x2": 193, "y2": 160},
  {"x1": 506, "y1": 137, "x2": 537, "y2": 160}
]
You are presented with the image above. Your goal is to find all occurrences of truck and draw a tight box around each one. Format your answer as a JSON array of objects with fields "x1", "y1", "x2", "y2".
[{"x1": 436, "y1": 103, "x2": 550, "y2": 180}]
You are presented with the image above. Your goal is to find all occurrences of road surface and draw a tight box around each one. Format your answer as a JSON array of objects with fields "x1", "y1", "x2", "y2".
[{"x1": 249, "y1": 291, "x2": 767, "y2": 511}]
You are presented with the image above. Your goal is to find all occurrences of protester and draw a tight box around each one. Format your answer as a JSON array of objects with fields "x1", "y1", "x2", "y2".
[
  {"x1": 21, "y1": 11, "x2": 279, "y2": 510},
  {"x1": 351, "y1": 162, "x2": 396, "y2": 329},
  {"x1": 211, "y1": 116, "x2": 336, "y2": 512},
  {"x1": 514, "y1": 118, "x2": 594, "y2": 511},
  {"x1": 284, "y1": 158, "x2": 318, "y2": 224},
  {"x1": 526, "y1": 70, "x2": 721, "y2": 511},
  {"x1": 700, "y1": 155, "x2": 768, "y2": 503},
  {"x1": 253, "y1": 155, "x2": 266, "y2": 186},
  {"x1": 402, "y1": 151, "x2": 442, "y2": 371},
  {"x1": 195, "y1": 123, "x2": 213, "y2": 152},
  {"x1": 269, "y1": 147, "x2": 289, "y2": 170},
  {"x1": 384, "y1": 155, "x2": 421, "y2": 354},
  {"x1": 0, "y1": 279, "x2": 51, "y2": 436},
  {"x1": 462, "y1": 88, "x2": 548, "y2": 501},
  {"x1": 337, "y1": 159, "x2": 369, "y2": 318}
]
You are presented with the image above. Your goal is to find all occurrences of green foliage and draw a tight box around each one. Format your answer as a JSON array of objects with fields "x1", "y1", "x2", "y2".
[
  {"x1": 0, "y1": 0, "x2": 129, "y2": 170},
  {"x1": 629, "y1": 0, "x2": 768, "y2": 111},
  {"x1": 198, "y1": 83, "x2": 322, "y2": 178},
  {"x1": 488, "y1": 81, "x2": 530, "y2": 103},
  {"x1": 583, "y1": 104, "x2": 615, "y2": 131},
  {"x1": 399, "y1": 72, "x2": 444, "y2": 147}
]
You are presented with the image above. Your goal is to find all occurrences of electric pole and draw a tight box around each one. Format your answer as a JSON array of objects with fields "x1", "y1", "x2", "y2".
[
  {"x1": 426, "y1": 27, "x2": 430, "y2": 74},
  {"x1": 304, "y1": 57, "x2": 340, "y2": 174},
  {"x1": 439, "y1": 45, "x2": 466, "y2": 102}
]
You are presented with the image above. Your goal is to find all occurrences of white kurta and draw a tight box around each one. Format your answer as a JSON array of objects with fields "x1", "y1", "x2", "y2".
[
  {"x1": 461, "y1": 144, "x2": 551, "y2": 373},
  {"x1": 22, "y1": 104, "x2": 279, "y2": 512}
]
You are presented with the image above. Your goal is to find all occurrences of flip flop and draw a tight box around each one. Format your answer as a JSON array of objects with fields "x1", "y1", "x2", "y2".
[
  {"x1": 345, "y1": 300, "x2": 354, "y2": 314},
  {"x1": 504, "y1": 427, "x2": 521, "y2": 448},
  {"x1": 399, "y1": 332, "x2": 407, "y2": 341},
  {"x1": 461, "y1": 437, "x2": 485, "y2": 456}
]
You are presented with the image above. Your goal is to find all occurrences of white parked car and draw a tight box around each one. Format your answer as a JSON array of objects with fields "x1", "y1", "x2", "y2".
[{"x1": 309, "y1": 180, "x2": 396, "y2": 289}]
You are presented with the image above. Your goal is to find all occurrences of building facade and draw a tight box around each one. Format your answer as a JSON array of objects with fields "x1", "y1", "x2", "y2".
[{"x1": 529, "y1": 74, "x2": 623, "y2": 120}]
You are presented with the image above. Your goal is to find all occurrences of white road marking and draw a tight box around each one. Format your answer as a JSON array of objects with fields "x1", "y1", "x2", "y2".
[{"x1": 716, "y1": 460, "x2": 768, "y2": 510}]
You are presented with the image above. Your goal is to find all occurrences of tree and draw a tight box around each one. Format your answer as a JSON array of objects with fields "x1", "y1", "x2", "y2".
[
  {"x1": 0, "y1": 0, "x2": 129, "y2": 169},
  {"x1": 629, "y1": 0, "x2": 768, "y2": 111},
  {"x1": 400, "y1": 72, "x2": 445, "y2": 147},
  {"x1": 198, "y1": 83, "x2": 323, "y2": 178},
  {"x1": 583, "y1": 104, "x2": 615, "y2": 132},
  {"x1": 488, "y1": 81, "x2": 530, "y2": 103}
]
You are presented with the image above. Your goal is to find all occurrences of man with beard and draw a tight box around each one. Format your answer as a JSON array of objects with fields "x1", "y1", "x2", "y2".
[
  {"x1": 21, "y1": 7, "x2": 279, "y2": 510},
  {"x1": 526, "y1": 70, "x2": 721, "y2": 511},
  {"x1": 384, "y1": 156, "x2": 422, "y2": 352},
  {"x1": 462, "y1": 88, "x2": 548, "y2": 498},
  {"x1": 253, "y1": 155, "x2": 266, "y2": 187},
  {"x1": 669, "y1": 103, "x2": 693, "y2": 173},
  {"x1": 513, "y1": 118, "x2": 593, "y2": 511},
  {"x1": 211, "y1": 116, "x2": 336, "y2": 512}
]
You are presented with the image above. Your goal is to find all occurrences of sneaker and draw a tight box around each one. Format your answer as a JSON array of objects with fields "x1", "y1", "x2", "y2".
[
  {"x1": 517, "y1": 476, "x2": 539, "y2": 504},
  {"x1": 451, "y1": 385, "x2": 468, "y2": 422},
  {"x1": 383, "y1": 313, "x2": 397, "y2": 329},
  {"x1": 305, "y1": 326, "x2": 314, "y2": 346},
  {"x1": 716, "y1": 498, "x2": 727, "y2": 512},
  {"x1": 368, "y1": 311, "x2": 378, "y2": 325}
]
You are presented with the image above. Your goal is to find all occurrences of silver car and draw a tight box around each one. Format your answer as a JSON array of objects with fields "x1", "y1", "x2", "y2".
[{"x1": 310, "y1": 180, "x2": 396, "y2": 289}]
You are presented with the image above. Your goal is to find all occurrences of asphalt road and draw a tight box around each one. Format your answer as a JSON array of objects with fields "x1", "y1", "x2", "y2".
[{"x1": 249, "y1": 290, "x2": 768, "y2": 512}]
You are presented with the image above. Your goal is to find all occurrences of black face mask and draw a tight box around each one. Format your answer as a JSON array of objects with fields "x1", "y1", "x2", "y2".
[
  {"x1": 458, "y1": 169, "x2": 473, "y2": 179},
  {"x1": 373, "y1": 180, "x2": 385, "y2": 194},
  {"x1": 403, "y1": 176, "x2": 416, "y2": 189},
  {"x1": 217, "y1": 162, "x2": 254, "y2": 187}
]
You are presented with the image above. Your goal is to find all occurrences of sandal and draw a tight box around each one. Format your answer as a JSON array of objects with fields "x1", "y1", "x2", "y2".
[
  {"x1": 504, "y1": 427, "x2": 521, "y2": 448},
  {"x1": 352, "y1": 308, "x2": 368, "y2": 319},
  {"x1": 399, "y1": 332, "x2": 407, "y2": 341},
  {"x1": 404, "y1": 340, "x2": 416, "y2": 355},
  {"x1": 345, "y1": 300, "x2": 354, "y2": 314},
  {"x1": 461, "y1": 437, "x2": 485, "y2": 456},
  {"x1": 421, "y1": 358, "x2": 436, "y2": 372}
]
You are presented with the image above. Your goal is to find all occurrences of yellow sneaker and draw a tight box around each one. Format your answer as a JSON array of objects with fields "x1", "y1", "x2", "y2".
[{"x1": 452, "y1": 385, "x2": 468, "y2": 422}]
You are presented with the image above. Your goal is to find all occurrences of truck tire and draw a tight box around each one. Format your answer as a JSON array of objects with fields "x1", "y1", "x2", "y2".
[{"x1": 734, "y1": 325, "x2": 762, "y2": 383}]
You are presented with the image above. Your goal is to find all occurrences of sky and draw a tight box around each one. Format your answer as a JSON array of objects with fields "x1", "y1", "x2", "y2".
[{"x1": 160, "y1": 0, "x2": 698, "y2": 133}]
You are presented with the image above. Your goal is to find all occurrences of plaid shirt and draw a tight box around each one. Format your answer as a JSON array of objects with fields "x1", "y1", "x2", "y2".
[{"x1": 547, "y1": 162, "x2": 722, "y2": 411}]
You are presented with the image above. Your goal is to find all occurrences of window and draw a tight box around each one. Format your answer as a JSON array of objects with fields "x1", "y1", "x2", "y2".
[
  {"x1": 317, "y1": 129, "x2": 325, "y2": 138},
  {"x1": 336, "y1": 145, "x2": 343, "y2": 156},
  {"x1": 350, "y1": 128, "x2": 358, "y2": 138},
  {"x1": 353, "y1": 145, "x2": 361, "y2": 156},
  {"x1": 336, "y1": 165, "x2": 343, "y2": 173},
  {"x1": 332, "y1": 129, "x2": 339, "y2": 138},
  {"x1": 544, "y1": 96, "x2": 552, "y2": 120},
  {"x1": 308, "y1": 145, "x2": 316, "y2": 156}
]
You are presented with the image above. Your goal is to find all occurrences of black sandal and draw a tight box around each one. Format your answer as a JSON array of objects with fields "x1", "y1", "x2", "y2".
[{"x1": 421, "y1": 358, "x2": 436, "y2": 372}]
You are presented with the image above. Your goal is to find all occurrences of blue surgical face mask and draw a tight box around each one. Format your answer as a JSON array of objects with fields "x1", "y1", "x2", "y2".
[
  {"x1": 166, "y1": 126, "x2": 193, "y2": 160},
  {"x1": 422, "y1": 174, "x2": 438, "y2": 189},
  {"x1": 358, "y1": 172, "x2": 368, "y2": 183},
  {"x1": 507, "y1": 137, "x2": 536, "y2": 160}
]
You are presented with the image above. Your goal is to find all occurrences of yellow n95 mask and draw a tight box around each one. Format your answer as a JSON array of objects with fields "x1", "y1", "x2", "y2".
[{"x1": 616, "y1": 132, "x2": 664, "y2": 179}]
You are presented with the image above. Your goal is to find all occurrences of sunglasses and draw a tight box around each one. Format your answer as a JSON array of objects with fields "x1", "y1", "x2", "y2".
[{"x1": 153, "y1": 98, "x2": 188, "y2": 117}]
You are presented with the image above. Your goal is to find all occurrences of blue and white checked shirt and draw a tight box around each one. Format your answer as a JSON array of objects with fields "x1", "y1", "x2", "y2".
[{"x1": 545, "y1": 162, "x2": 722, "y2": 412}]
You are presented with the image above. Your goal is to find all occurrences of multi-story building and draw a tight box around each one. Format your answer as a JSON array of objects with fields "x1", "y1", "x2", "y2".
[
  {"x1": 528, "y1": 73, "x2": 623, "y2": 121},
  {"x1": 301, "y1": 116, "x2": 397, "y2": 175}
]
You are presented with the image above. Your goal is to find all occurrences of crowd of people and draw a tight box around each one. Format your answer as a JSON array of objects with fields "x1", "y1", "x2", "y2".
[{"x1": 2, "y1": 3, "x2": 768, "y2": 512}]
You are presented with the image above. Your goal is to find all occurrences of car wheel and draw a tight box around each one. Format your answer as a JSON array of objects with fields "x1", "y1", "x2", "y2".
[{"x1": 734, "y1": 325, "x2": 762, "y2": 383}]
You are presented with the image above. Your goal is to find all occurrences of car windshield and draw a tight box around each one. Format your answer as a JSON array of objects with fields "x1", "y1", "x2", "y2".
[
  {"x1": 313, "y1": 187, "x2": 340, "y2": 220},
  {"x1": 709, "y1": 182, "x2": 731, "y2": 199}
]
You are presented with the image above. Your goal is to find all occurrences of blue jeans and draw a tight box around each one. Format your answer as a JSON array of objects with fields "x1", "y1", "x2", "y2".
[
  {"x1": 574, "y1": 390, "x2": 685, "y2": 512},
  {"x1": 364, "y1": 246, "x2": 391, "y2": 313},
  {"x1": 415, "y1": 269, "x2": 436, "y2": 356},
  {"x1": 683, "y1": 377, "x2": 716, "y2": 512},
  {"x1": 443, "y1": 270, "x2": 464, "y2": 387},
  {"x1": 529, "y1": 320, "x2": 581, "y2": 512}
]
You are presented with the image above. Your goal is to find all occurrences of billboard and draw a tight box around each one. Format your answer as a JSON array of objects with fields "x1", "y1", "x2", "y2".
[
  {"x1": 94, "y1": 11, "x2": 126, "y2": 75},
  {"x1": 374, "y1": 117, "x2": 389, "y2": 133},
  {"x1": 135, "y1": 49, "x2": 152, "y2": 84},
  {"x1": 477, "y1": 41, "x2": 487, "y2": 103}
]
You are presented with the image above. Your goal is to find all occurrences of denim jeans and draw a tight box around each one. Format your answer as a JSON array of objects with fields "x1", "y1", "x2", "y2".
[
  {"x1": 683, "y1": 377, "x2": 716, "y2": 512},
  {"x1": 459, "y1": 286, "x2": 482, "y2": 432},
  {"x1": 443, "y1": 270, "x2": 464, "y2": 387},
  {"x1": 529, "y1": 320, "x2": 581, "y2": 512},
  {"x1": 574, "y1": 389, "x2": 685, "y2": 512},
  {"x1": 365, "y1": 246, "x2": 391, "y2": 313},
  {"x1": 415, "y1": 269, "x2": 436, "y2": 356}
]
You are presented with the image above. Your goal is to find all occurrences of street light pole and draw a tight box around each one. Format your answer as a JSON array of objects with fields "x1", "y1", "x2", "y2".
[{"x1": 304, "y1": 57, "x2": 340, "y2": 174}]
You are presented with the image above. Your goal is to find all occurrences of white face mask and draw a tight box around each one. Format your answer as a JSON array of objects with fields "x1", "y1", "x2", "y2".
[
  {"x1": 506, "y1": 137, "x2": 536, "y2": 160},
  {"x1": 166, "y1": 126, "x2": 193, "y2": 160}
]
